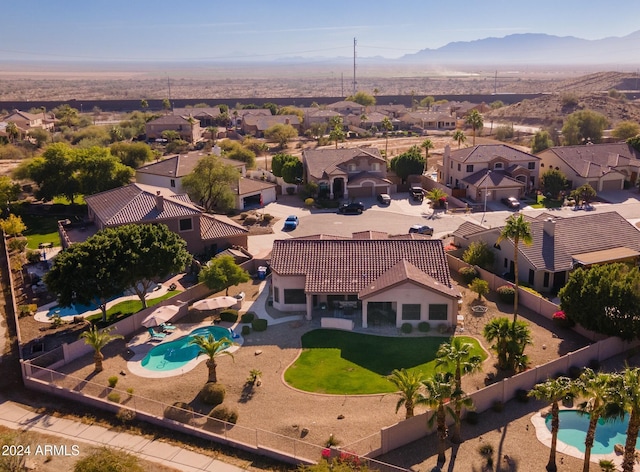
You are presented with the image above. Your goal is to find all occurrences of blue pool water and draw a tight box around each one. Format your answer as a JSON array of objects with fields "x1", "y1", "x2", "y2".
[
  {"x1": 141, "y1": 326, "x2": 234, "y2": 372},
  {"x1": 546, "y1": 410, "x2": 640, "y2": 454},
  {"x1": 47, "y1": 293, "x2": 123, "y2": 318}
]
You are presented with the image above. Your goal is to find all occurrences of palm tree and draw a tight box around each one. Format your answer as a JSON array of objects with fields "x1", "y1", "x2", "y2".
[
  {"x1": 387, "y1": 369, "x2": 427, "y2": 419},
  {"x1": 465, "y1": 110, "x2": 484, "y2": 145},
  {"x1": 423, "y1": 372, "x2": 457, "y2": 464},
  {"x1": 452, "y1": 130, "x2": 466, "y2": 149},
  {"x1": 483, "y1": 317, "x2": 512, "y2": 370},
  {"x1": 506, "y1": 320, "x2": 533, "y2": 372},
  {"x1": 436, "y1": 338, "x2": 482, "y2": 443},
  {"x1": 6, "y1": 122, "x2": 20, "y2": 144},
  {"x1": 79, "y1": 326, "x2": 123, "y2": 372},
  {"x1": 496, "y1": 214, "x2": 533, "y2": 326},
  {"x1": 381, "y1": 117, "x2": 393, "y2": 159},
  {"x1": 576, "y1": 369, "x2": 619, "y2": 472},
  {"x1": 189, "y1": 334, "x2": 234, "y2": 383},
  {"x1": 618, "y1": 367, "x2": 640, "y2": 472},
  {"x1": 529, "y1": 376, "x2": 576, "y2": 472},
  {"x1": 421, "y1": 138, "x2": 434, "y2": 170}
]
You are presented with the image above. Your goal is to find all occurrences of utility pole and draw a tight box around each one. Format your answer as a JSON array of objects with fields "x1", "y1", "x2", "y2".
[
  {"x1": 494, "y1": 70, "x2": 497, "y2": 95},
  {"x1": 353, "y1": 37, "x2": 357, "y2": 96},
  {"x1": 167, "y1": 76, "x2": 173, "y2": 113}
]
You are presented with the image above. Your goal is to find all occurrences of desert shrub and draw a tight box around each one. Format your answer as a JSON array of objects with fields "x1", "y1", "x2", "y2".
[
  {"x1": 107, "y1": 376, "x2": 118, "y2": 388},
  {"x1": 209, "y1": 404, "x2": 239, "y2": 424},
  {"x1": 243, "y1": 215, "x2": 258, "y2": 225},
  {"x1": 496, "y1": 285, "x2": 515, "y2": 303},
  {"x1": 164, "y1": 401, "x2": 194, "y2": 423},
  {"x1": 51, "y1": 314, "x2": 64, "y2": 328},
  {"x1": 199, "y1": 382, "x2": 226, "y2": 406},
  {"x1": 220, "y1": 310, "x2": 238, "y2": 322},
  {"x1": 418, "y1": 321, "x2": 431, "y2": 332},
  {"x1": 107, "y1": 392, "x2": 121, "y2": 403},
  {"x1": 401, "y1": 323, "x2": 413, "y2": 334},
  {"x1": 8, "y1": 237, "x2": 27, "y2": 252},
  {"x1": 516, "y1": 389, "x2": 529, "y2": 403},
  {"x1": 459, "y1": 266, "x2": 479, "y2": 284},
  {"x1": 262, "y1": 213, "x2": 274, "y2": 222},
  {"x1": 495, "y1": 125, "x2": 514, "y2": 141},
  {"x1": 469, "y1": 278, "x2": 489, "y2": 300},
  {"x1": 241, "y1": 312, "x2": 256, "y2": 323},
  {"x1": 491, "y1": 400, "x2": 504, "y2": 412},
  {"x1": 465, "y1": 411, "x2": 479, "y2": 424},
  {"x1": 27, "y1": 250, "x2": 42, "y2": 264},
  {"x1": 462, "y1": 241, "x2": 495, "y2": 269},
  {"x1": 116, "y1": 408, "x2": 136, "y2": 423},
  {"x1": 252, "y1": 318, "x2": 268, "y2": 331},
  {"x1": 241, "y1": 325, "x2": 250, "y2": 336},
  {"x1": 305, "y1": 198, "x2": 314, "y2": 206},
  {"x1": 73, "y1": 447, "x2": 144, "y2": 472}
]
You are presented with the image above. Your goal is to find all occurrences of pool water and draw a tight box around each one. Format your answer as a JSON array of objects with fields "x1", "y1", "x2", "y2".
[
  {"x1": 47, "y1": 293, "x2": 123, "y2": 318},
  {"x1": 141, "y1": 326, "x2": 234, "y2": 372},
  {"x1": 546, "y1": 410, "x2": 640, "y2": 454}
]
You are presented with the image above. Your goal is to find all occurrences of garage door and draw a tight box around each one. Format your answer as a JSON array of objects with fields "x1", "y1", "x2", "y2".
[
  {"x1": 348, "y1": 186, "x2": 374, "y2": 198},
  {"x1": 601, "y1": 179, "x2": 622, "y2": 191},
  {"x1": 493, "y1": 189, "x2": 517, "y2": 201}
]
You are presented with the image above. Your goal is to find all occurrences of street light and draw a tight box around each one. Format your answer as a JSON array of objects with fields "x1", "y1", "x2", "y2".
[{"x1": 481, "y1": 170, "x2": 491, "y2": 225}]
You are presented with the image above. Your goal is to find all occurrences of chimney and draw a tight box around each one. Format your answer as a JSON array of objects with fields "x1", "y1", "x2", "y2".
[
  {"x1": 155, "y1": 191, "x2": 164, "y2": 212},
  {"x1": 543, "y1": 217, "x2": 555, "y2": 236}
]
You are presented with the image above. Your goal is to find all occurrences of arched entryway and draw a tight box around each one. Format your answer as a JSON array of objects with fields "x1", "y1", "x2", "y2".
[{"x1": 332, "y1": 178, "x2": 345, "y2": 199}]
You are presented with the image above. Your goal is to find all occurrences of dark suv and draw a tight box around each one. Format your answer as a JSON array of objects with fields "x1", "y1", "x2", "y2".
[{"x1": 338, "y1": 202, "x2": 364, "y2": 214}]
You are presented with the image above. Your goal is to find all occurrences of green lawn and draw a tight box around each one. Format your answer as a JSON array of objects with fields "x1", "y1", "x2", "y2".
[
  {"x1": 284, "y1": 330, "x2": 486, "y2": 394},
  {"x1": 87, "y1": 290, "x2": 181, "y2": 324},
  {"x1": 21, "y1": 214, "x2": 62, "y2": 250},
  {"x1": 530, "y1": 195, "x2": 562, "y2": 209}
]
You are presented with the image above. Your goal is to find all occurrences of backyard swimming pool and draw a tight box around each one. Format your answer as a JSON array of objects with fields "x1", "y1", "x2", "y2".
[
  {"x1": 141, "y1": 326, "x2": 235, "y2": 372},
  {"x1": 546, "y1": 410, "x2": 640, "y2": 454}
]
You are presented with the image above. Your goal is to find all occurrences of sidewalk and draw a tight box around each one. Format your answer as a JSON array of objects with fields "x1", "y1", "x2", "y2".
[{"x1": 0, "y1": 398, "x2": 245, "y2": 472}]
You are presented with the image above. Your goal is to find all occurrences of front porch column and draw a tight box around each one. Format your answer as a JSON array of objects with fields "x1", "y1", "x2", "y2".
[
  {"x1": 305, "y1": 294, "x2": 313, "y2": 321},
  {"x1": 329, "y1": 177, "x2": 334, "y2": 199},
  {"x1": 362, "y1": 301, "x2": 368, "y2": 328}
]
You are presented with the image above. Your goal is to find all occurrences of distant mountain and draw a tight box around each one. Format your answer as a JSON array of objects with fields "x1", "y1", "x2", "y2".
[{"x1": 398, "y1": 31, "x2": 640, "y2": 65}]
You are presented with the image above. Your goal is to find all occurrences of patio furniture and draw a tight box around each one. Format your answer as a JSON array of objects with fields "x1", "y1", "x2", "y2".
[
  {"x1": 160, "y1": 322, "x2": 176, "y2": 331},
  {"x1": 147, "y1": 327, "x2": 166, "y2": 341}
]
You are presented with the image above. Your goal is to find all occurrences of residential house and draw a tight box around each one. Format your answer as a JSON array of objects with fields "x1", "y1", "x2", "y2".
[
  {"x1": 83, "y1": 183, "x2": 248, "y2": 254},
  {"x1": 536, "y1": 143, "x2": 640, "y2": 192},
  {"x1": 2, "y1": 109, "x2": 54, "y2": 132},
  {"x1": 440, "y1": 144, "x2": 540, "y2": 202},
  {"x1": 301, "y1": 108, "x2": 342, "y2": 129},
  {"x1": 397, "y1": 111, "x2": 457, "y2": 132},
  {"x1": 452, "y1": 211, "x2": 640, "y2": 293},
  {"x1": 135, "y1": 152, "x2": 276, "y2": 210},
  {"x1": 303, "y1": 147, "x2": 394, "y2": 198},
  {"x1": 326, "y1": 100, "x2": 366, "y2": 116},
  {"x1": 345, "y1": 111, "x2": 391, "y2": 131},
  {"x1": 172, "y1": 107, "x2": 222, "y2": 128},
  {"x1": 145, "y1": 114, "x2": 203, "y2": 143},
  {"x1": 232, "y1": 109, "x2": 272, "y2": 129},
  {"x1": 241, "y1": 114, "x2": 301, "y2": 137},
  {"x1": 269, "y1": 233, "x2": 461, "y2": 328}
]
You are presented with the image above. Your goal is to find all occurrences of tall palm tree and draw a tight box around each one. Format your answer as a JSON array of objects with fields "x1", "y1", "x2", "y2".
[
  {"x1": 577, "y1": 369, "x2": 619, "y2": 472},
  {"x1": 79, "y1": 325, "x2": 123, "y2": 372},
  {"x1": 189, "y1": 334, "x2": 234, "y2": 383},
  {"x1": 465, "y1": 110, "x2": 484, "y2": 145},
  {"x1": 506, "y1": 319, "x2": 533, "y2": 372},
  {"x1": 618, "y1": 367, "x2": 640, "y2": 472},
  {"x1": 529, "y1": 376, "x2": 576, "y2": 472},
  {"x1": 423, "y1": 372, "x2": 457, "y2": 464},
  {"x1": 436, "y1": 338, "x2": 482, "y2": 442},
  {"x1": 421, "y1": 138, "x2": 434, "y2": 170},
  {"x1": 387, "y1": 369, "x2": 427, "y2": 419},
  {"x1": 6, "y1": 122, "x2": 20, "y2": 144},
  {"x1": 496, "y1": 214, "x2": 533, "y2": 326},
  {"x1": 381, "y1": 117, "x2": 393, "y2": 159},
  {"x1": 452, "y1": 130, "x2": 466, "y2": 149}
]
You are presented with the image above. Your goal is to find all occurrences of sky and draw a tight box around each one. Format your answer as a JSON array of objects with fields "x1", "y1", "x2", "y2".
[{"x1": 3, "y1": 0, "x2": 640, "y2": 62}]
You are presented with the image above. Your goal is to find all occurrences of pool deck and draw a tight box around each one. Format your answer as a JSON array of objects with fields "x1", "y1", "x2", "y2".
[
  {"x1": 531, "y1": 408, "x2": 625, "y2": 469},
  {"x1": 126, "y1": 321, "x2": 243, "y2": 379}
]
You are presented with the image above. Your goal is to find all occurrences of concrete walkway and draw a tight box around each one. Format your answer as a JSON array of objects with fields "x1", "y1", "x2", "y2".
[{"x1": 0, "y1": 397, "x2": 245, "y2": 472}]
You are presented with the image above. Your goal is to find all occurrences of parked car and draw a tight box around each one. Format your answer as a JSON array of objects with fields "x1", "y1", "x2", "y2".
[
  {"x1": 338, "y1": 202, "x2": 364, "y2": 214},
  {"x1": 283, "y1": 215, "x2": 299, "y2": 230},
  {"x1": 377, "y1": 193, "x2": 391, "y2": 205},
  {"x1": 501, "y1": 196, "x2": 520, "y2": 209},
  {"x1": 410, "y1": 186, "x2": 424, "y2": 202},
  {"x1": 408, "y1": 224, "x2": 433, "y2": 235}
]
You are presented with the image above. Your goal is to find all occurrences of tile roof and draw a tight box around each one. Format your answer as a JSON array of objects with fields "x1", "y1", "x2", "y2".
[
  {"x1": 462, "y1": 169, "x2": 526, "y2": 188},
  {"x1": 243, "y1": 114, "x2": 300, "y2": 130},
  {"x1": 236, "y1": 177, "x2": 277, "y2": 195},
  {"x1": 136, "y1": 153, "x2": 245, "y2": 178},
  {"x1": 359, "y1": 260, "x2": 460, "y2": 299},
  {"x1": 303, "y1": 147, "x2": 385, "y2": 180},
  {"x1": 539, "y1": 143, "x2": 640, "y2": 178},
  {"x1": 449, "y1": 144, "x2": 539, "y2": 164},
  {"x1": 85, "y1": 183, "x2": 201, "y2": 226},
  {"x1": 200, "y1": 214, "x2": 248, "y2": 240},
  {"x1": 172, "y1": 107, "x2": 221, "y2": 118},
  {"x1": 147, "y1": 114, "x2": 193, "y2": 126},
  {"x1": 270, "y1": 238, "x2": 455, "y2": 294},
  {"x1": 452, "y1": 221, "x2": 487, "y2": 239}
]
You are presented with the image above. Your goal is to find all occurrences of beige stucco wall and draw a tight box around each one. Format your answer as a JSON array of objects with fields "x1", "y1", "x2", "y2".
[{"x1": 271, "y1": 273, "x2": 307, "y2": 312}]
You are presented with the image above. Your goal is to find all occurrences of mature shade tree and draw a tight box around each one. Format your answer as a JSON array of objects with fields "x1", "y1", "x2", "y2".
[
  {"x1": 561, "y1": 109, "x2": 608, "y2": 145},
  {"x1": 111, "y1": 224, "x2": 191, "y2": 308},
  {"x1": 79, "y1": 325, "x2": 123, "y2": 372},
  {"x1": 52, "y1": 104, "x2": 81, "y2": 128},
  {"x1": 162, "y1": 98, "x2": 172, "y2": 113},
  {"x1": 219, "y1": 139, "x2": 256, "y2": 168},
  {"x1": 281, "y1": 159, "x2": 303, "y2": 184},
  {"x1": 45, "y1": 232, "x2": 127, "y2": 322},
  {"x1": 262, "y1": 102, "x2": 278, "y2": 115},
  {"x1": 390, "y1": 146, "x2": 425, "y2": 183},
  {"x1": 74, "y1": 147, "x2": 134, "y2": 196},
  {"x1": 387, "y1": 368, "x2": 426, "y2": 419},
  {"x1": 189, "y1": 334, "x2": 234, "y2": 383},
  {"x1": 540, "y1": 168, "x2": 568, "y2": 200},
  {"x1": 559, "y1": 263, "x2": 640, "y2": 340},
  {"x1": 5, "y1": 122, "x2": 20, "y2": 143},
  {"x1": 0, "y1": 176, "x2": 21, "y2": 211},
  {"x1": 199, "y1": 255, "x2": 250, "y2": 295},
  {"x1": 452, "y1": 130, "x2": 466, "y2": 149},
  {"x1": 422, "y1": 372, "x2": 457, "y2": 465},
  {"x1": 531, "y1": 130, "x2": 554, "y2": 153},
  {"x1": 612, "y1": 121, "x2": 640, "y2": 141},
  {"x1": 462, "y1": 240, "x2": 495, "y2": 269},
  {"x1": 182, "y1": 154, "x2": 240, "y2": 212},
  {"x1": 264, "y1": 123, "x2": 298, "y2": 149},
  {"x1": 465, "y1": 110, "x2": 484, "y2": 145},
  {"x1": 0, "y1": 214, "x2": 26, "y2": 236},
  {"x1": 571, "y1": 183, "x2": 597, "y2": 206},
  {"x1": 277, "y1": 106, "x2": 305, "y2": 124},
  {"x1": 27, "y1": 127, "x2": 50, "y2": 148},
  {"x1": 346, "y1": 91, "x2": 376, "y2": 106},
  {"x1": 271, "y1": 153, "x2": 298, "y2": 178},
  {"x1": 109, "y1": 142, "x2": 154, "y2": 168},
  {"x1": 435, "y1": 338, "x2": 482, "y2": 443},
  {"x1": 576, "y1": 369, "x2": 619, "y2": 472},
  {"x1": 496, "y1": 214, "x2": 533, "y2": 325},
  {"x1": 420, "y1": 96, "x2": 435, "y2": 109},
  {"x1": 628, "y1": 134, "x2": 640, "y2": 153},
  {"x1": 529, "y1": 376, "x2": 576, "y2": 472},
  {"x1": 469, "y1": 278, "x2": 489, "y2": 300}
]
